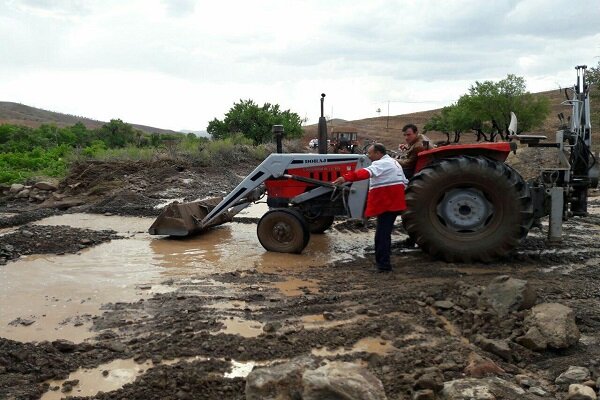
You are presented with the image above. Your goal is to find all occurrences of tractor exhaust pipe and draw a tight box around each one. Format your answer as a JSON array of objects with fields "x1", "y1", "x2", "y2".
[
  {"x1": 273, "y1": 125, "x2": 284, "y2": 153},
  {"x1": 318, "y1": 93, "x2": 328, "y2": 154}
]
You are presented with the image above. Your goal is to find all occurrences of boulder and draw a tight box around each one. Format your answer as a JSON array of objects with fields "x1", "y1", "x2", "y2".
[
  {"x1": 415, "y1": 371, "x2": 444, "y2": 392},
  {"x1": 474, "y1": 335, "x2": 512, "y2": 361},
  {"x1": 15, "y1": 189, "x2": 30, "y2": 198},
  {"x1": 52, "y1": 339, "x2": 77, "y2": 352},
  {"x1": 34, "y1": 182, "x2": 58, "y2": 191},
  {"x1": 464, "y1": 352, "x2": 504, "y2": 378},
  {"x1": 567, "y1": 384, "x2": 597, "y2": 400},
  {"x1": 245, "y1": 356, "x2": 317, "y2": 400},
  {"x1": 556, "y1": 366, "x2": 591, "y2": 385},
  {"x1": 516, "y1": 327, "x2": 548, "y2": 351},
  {"x1": 434, "y1": 300, "x2": 455, "y2": 310},
  {"x1": 480, "y1": 275, "x2": 536, "y2": 317},
  {"x1": 441, "y1": 377, "x2": 529, "y2": 399},
  {"x1": 526, "y1": 303, "x2": 580, "y2": 349},
  {"x1": 9, "y1": 183, "x2": 24, "y2": 193},
  {"x1": 302, "y1": 361, "x2": 387, "y2": 400}
]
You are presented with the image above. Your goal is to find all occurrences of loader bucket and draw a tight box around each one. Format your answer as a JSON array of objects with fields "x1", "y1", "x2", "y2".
[{"x1": 148, "y1": 197, "x2": 234, "y2": 236}]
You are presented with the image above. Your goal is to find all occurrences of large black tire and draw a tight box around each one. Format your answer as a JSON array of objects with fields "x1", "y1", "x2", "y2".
[
  {"x1": 257, "y1": 209, "x2": 310, "y2": 253},
  {"x1": 402, "y1": 156, "x2": 533, "y2": 262},
  {"x1": 305, "y1": 215, "x2": 335, "y2": 234}
]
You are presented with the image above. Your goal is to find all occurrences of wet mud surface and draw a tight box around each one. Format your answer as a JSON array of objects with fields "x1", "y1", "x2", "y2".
[
  {"x1": 0, "y1": 225, "x2": 121, "y2": 265},
  {"x1": 2, "y1": 161, "x2": 600, "y2": 399}
]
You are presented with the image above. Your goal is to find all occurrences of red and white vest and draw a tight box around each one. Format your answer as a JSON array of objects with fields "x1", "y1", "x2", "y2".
[{"x1": 343, "y1": 154, "x2": 408, "y2": 217}]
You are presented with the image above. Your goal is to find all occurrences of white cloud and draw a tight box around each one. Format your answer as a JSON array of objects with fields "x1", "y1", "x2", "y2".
[{"x1": 1, "y1": 0, "x2": 598, "y2": 131}]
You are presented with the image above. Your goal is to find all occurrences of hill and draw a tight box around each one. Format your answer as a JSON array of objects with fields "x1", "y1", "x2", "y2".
[
  {"x1": 303, "y1": 89, "x2": 597, "y2": 149},
  {"x1": 0, "y1": 102, "x2": 181, "y2": 136}
]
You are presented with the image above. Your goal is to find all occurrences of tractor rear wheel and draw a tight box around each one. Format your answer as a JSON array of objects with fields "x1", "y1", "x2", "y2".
[
  {"x1": 402, "y1": 156, "x2": 533, "y2": 262},
  {"x1": 257, "y1": 209, "x2": 310, "y2": 253}
]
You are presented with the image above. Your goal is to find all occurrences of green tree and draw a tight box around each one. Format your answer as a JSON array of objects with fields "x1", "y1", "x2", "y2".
[
  {"x1": 207, "y1": 99, "x2": 303, "y2": 144},
  {"x1": 99, "y1": 119, "x2": 135, "y2": 148},
  {"x1": 425, "y1": 74, "x2": 550, "y2": 142}
]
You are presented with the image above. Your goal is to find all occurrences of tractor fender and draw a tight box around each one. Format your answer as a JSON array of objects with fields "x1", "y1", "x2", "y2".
[{"x1": 415, "y1": 142, "x2": 516, "y2": 173}]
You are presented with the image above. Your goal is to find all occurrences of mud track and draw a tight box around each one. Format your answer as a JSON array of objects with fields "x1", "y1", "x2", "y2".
[{"x1": 1, "y1": 160, "x2": 600, "y2": 399}]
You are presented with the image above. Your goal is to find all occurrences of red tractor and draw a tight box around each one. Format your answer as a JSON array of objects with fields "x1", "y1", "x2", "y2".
[{"x1": 150, "y1": 66, "x2": 597, "y2": 263}]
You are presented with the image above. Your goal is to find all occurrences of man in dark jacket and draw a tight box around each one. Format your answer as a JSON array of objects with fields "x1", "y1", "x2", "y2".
[{"x1": 397, "y1": 124, "x2": 431, "y2": 179}]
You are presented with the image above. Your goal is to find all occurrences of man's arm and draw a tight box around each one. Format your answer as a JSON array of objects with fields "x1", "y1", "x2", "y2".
[
  {"x1": 333, "y1": 168, "x2": 371, "y2": 185},
  {"x1": 398, "y1": 144, "x2": 425, "y2": 168}
]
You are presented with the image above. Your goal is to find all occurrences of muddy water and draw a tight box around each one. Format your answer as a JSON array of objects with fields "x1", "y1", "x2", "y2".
[
  {"x1": 214, "y1": 316, "x2": 264, "y2": 338},
  {"x1": 312, "y1": 337, "x2": 397, "y2": 357},
  {"x1": 0, "y1": 209, "x2": 382, "y2": 343},
  {"x1": 41, "y1": 359, "x2": 153, "y2": 400},
  {"x1": 41, "y1": 356, "x2": 266, "y2": 399},
  {"x1": 272, "y1": 278, "x2": 320, "y2": 296}
]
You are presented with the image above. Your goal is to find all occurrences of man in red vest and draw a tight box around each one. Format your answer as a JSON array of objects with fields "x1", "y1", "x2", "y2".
[{"x1": 333, "y1": 143, "x2": 408, "y2": 272}]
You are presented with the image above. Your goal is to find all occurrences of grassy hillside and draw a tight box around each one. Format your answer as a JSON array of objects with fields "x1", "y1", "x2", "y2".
[{"x1": 0, "y1": 102, "x2": 181, "y2": 136}]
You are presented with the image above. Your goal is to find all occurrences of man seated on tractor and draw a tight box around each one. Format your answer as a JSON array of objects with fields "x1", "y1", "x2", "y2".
[
  {"x1": 333, "y1": 143, "x2": 408, "y2": 272},
  {"x1": 397, "y1": 124, "x2": 432, "y2": 179}
]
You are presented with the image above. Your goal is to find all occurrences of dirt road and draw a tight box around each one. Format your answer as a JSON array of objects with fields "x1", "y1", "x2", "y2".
[{"x1": 1, "y1": 161, "x2": 600, "y2": 399}]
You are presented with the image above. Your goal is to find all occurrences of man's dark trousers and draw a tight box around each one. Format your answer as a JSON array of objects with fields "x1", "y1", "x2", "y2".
[{"x1": 375, "y1": 211, "x2": 398, "y2": 270}]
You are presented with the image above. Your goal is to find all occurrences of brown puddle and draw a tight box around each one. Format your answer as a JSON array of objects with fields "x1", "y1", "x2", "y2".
[
  {"x1": 2, "y1": 211, "x2": 379, "y2": 343},
  {"x1": 41, "y1": 358, "x2": 153, "y2": 400},
  {"x1": 214, "y1": 316, "x2": 264, "y2": 338},
  {"x1": 40, "y1": 356, "x2": 270, "y2": 399},
  {"x1": 272, "y1": 278, "x2": 320, "y2": 296},
  {"x1": 312, "y1": 337, "x2": 396, "y2": 357}
]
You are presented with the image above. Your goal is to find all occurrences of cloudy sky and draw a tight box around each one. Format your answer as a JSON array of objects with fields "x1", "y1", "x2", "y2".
[{"x1": 1, "y1": 0, "x2": 599, "y2": 131}]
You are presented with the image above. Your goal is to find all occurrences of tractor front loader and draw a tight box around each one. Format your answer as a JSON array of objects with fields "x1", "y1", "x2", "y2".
[{"x1": 150, "y1": 66, "x2": 596, "y2": 263}]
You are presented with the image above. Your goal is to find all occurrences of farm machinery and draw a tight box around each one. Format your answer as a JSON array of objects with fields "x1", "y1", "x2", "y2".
[{"x1": 149, "y1": 66, "x2": 597, "y2": 262}]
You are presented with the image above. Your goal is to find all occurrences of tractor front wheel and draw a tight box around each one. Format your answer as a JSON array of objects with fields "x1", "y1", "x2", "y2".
[
  {"x1": 257, "y1": 209, "x2": 310, "y2": 253},
  {"x1": 402, "y1": 156, "x2": 533, "y2": 262}
]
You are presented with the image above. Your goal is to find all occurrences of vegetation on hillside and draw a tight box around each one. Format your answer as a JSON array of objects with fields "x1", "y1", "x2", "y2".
[
  {"x1": 424, "y1": 75, "x2": 550, "y2": 143},
  {"x1": 0, "y1": 118, "x2": 290, "y2": 185},
  {"x1": 207, "y1": 99, "x2": 303, "y2": 144}
]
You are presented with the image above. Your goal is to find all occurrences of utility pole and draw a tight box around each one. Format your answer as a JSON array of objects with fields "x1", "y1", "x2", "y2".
[{"x1": 386, "y1": 100, "x2": 390, "y2": 129}]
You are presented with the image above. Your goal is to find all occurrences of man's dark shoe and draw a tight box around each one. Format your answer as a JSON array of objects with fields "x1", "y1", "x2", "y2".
[{"x1": 376, "y1": 267, "x2": 392, "y2": 273}]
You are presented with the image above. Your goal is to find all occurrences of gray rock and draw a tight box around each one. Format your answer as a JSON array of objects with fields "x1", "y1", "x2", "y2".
[
  {"x1": 516, "y1": 327, "x2": 548, "y2": 351},
  {"x1": 441, "y1": 377, "x2": 529, "y2": 399},
  {"x1": 515, "y1": 374, "x2": 537, "y2": 388},
  {"x1": 481, "y1": 275, "x2": 536, "y2": 317},
  {"x1": 302, "y1": 361, "x2": 387, "y2": 400},
  {"x1": 9, "y1": 183, "x2": 24, "y2": 193},
  {"x1": 556, "y1": 366, "x2": 591, "y2": 385},
  {"x1": 21, "y1": 230, "x2": 34, "y2": 238},
  {"x1": 34, "y1": 182, "x2": 57, "y2": 191},
  {"x1": 567, "y1": 384, "x2": 597, "y2": 399},
  {"x1": 527, "y1": 386, "x2": 548, "y2": 396},
  {"x1": 245, "y1": 356, "x2": 317, "y2": 400},
  {"x1": 52, "y1": 339, "x2": 77, "y2": 352},
  {"x1": 16, "y1": 189, "x2": 30, "y2": 198},
  {"x1": 415, "y1": 371, "x2": 444, "y2": 392},
  {"x1": 474, "y1": 335, "x2": 512, "y2": 361},
  {"x1": 434, "y1": 300, "x2": 455, "y2": 310},
  {"x1": 525, "y1": 303, "x2": 580, "y2": 349}
]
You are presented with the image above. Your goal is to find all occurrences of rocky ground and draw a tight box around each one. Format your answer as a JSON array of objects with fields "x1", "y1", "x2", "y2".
[{"x1": 1, "y1": 159, "x2": 600, "y2": 399}]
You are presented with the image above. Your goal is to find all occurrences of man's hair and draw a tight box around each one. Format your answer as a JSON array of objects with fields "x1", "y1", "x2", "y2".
[
  {"x1": 371, "y1": 143, "x2": 387, "y2": 155},
  {"x1": 402, "y1": 123, "x2": 418, "y2": 133}
]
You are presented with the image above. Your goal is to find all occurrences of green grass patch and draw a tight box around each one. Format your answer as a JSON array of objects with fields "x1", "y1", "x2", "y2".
[{"x1": 0, "y1": 146, "x2": 69, "y2": 184}]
